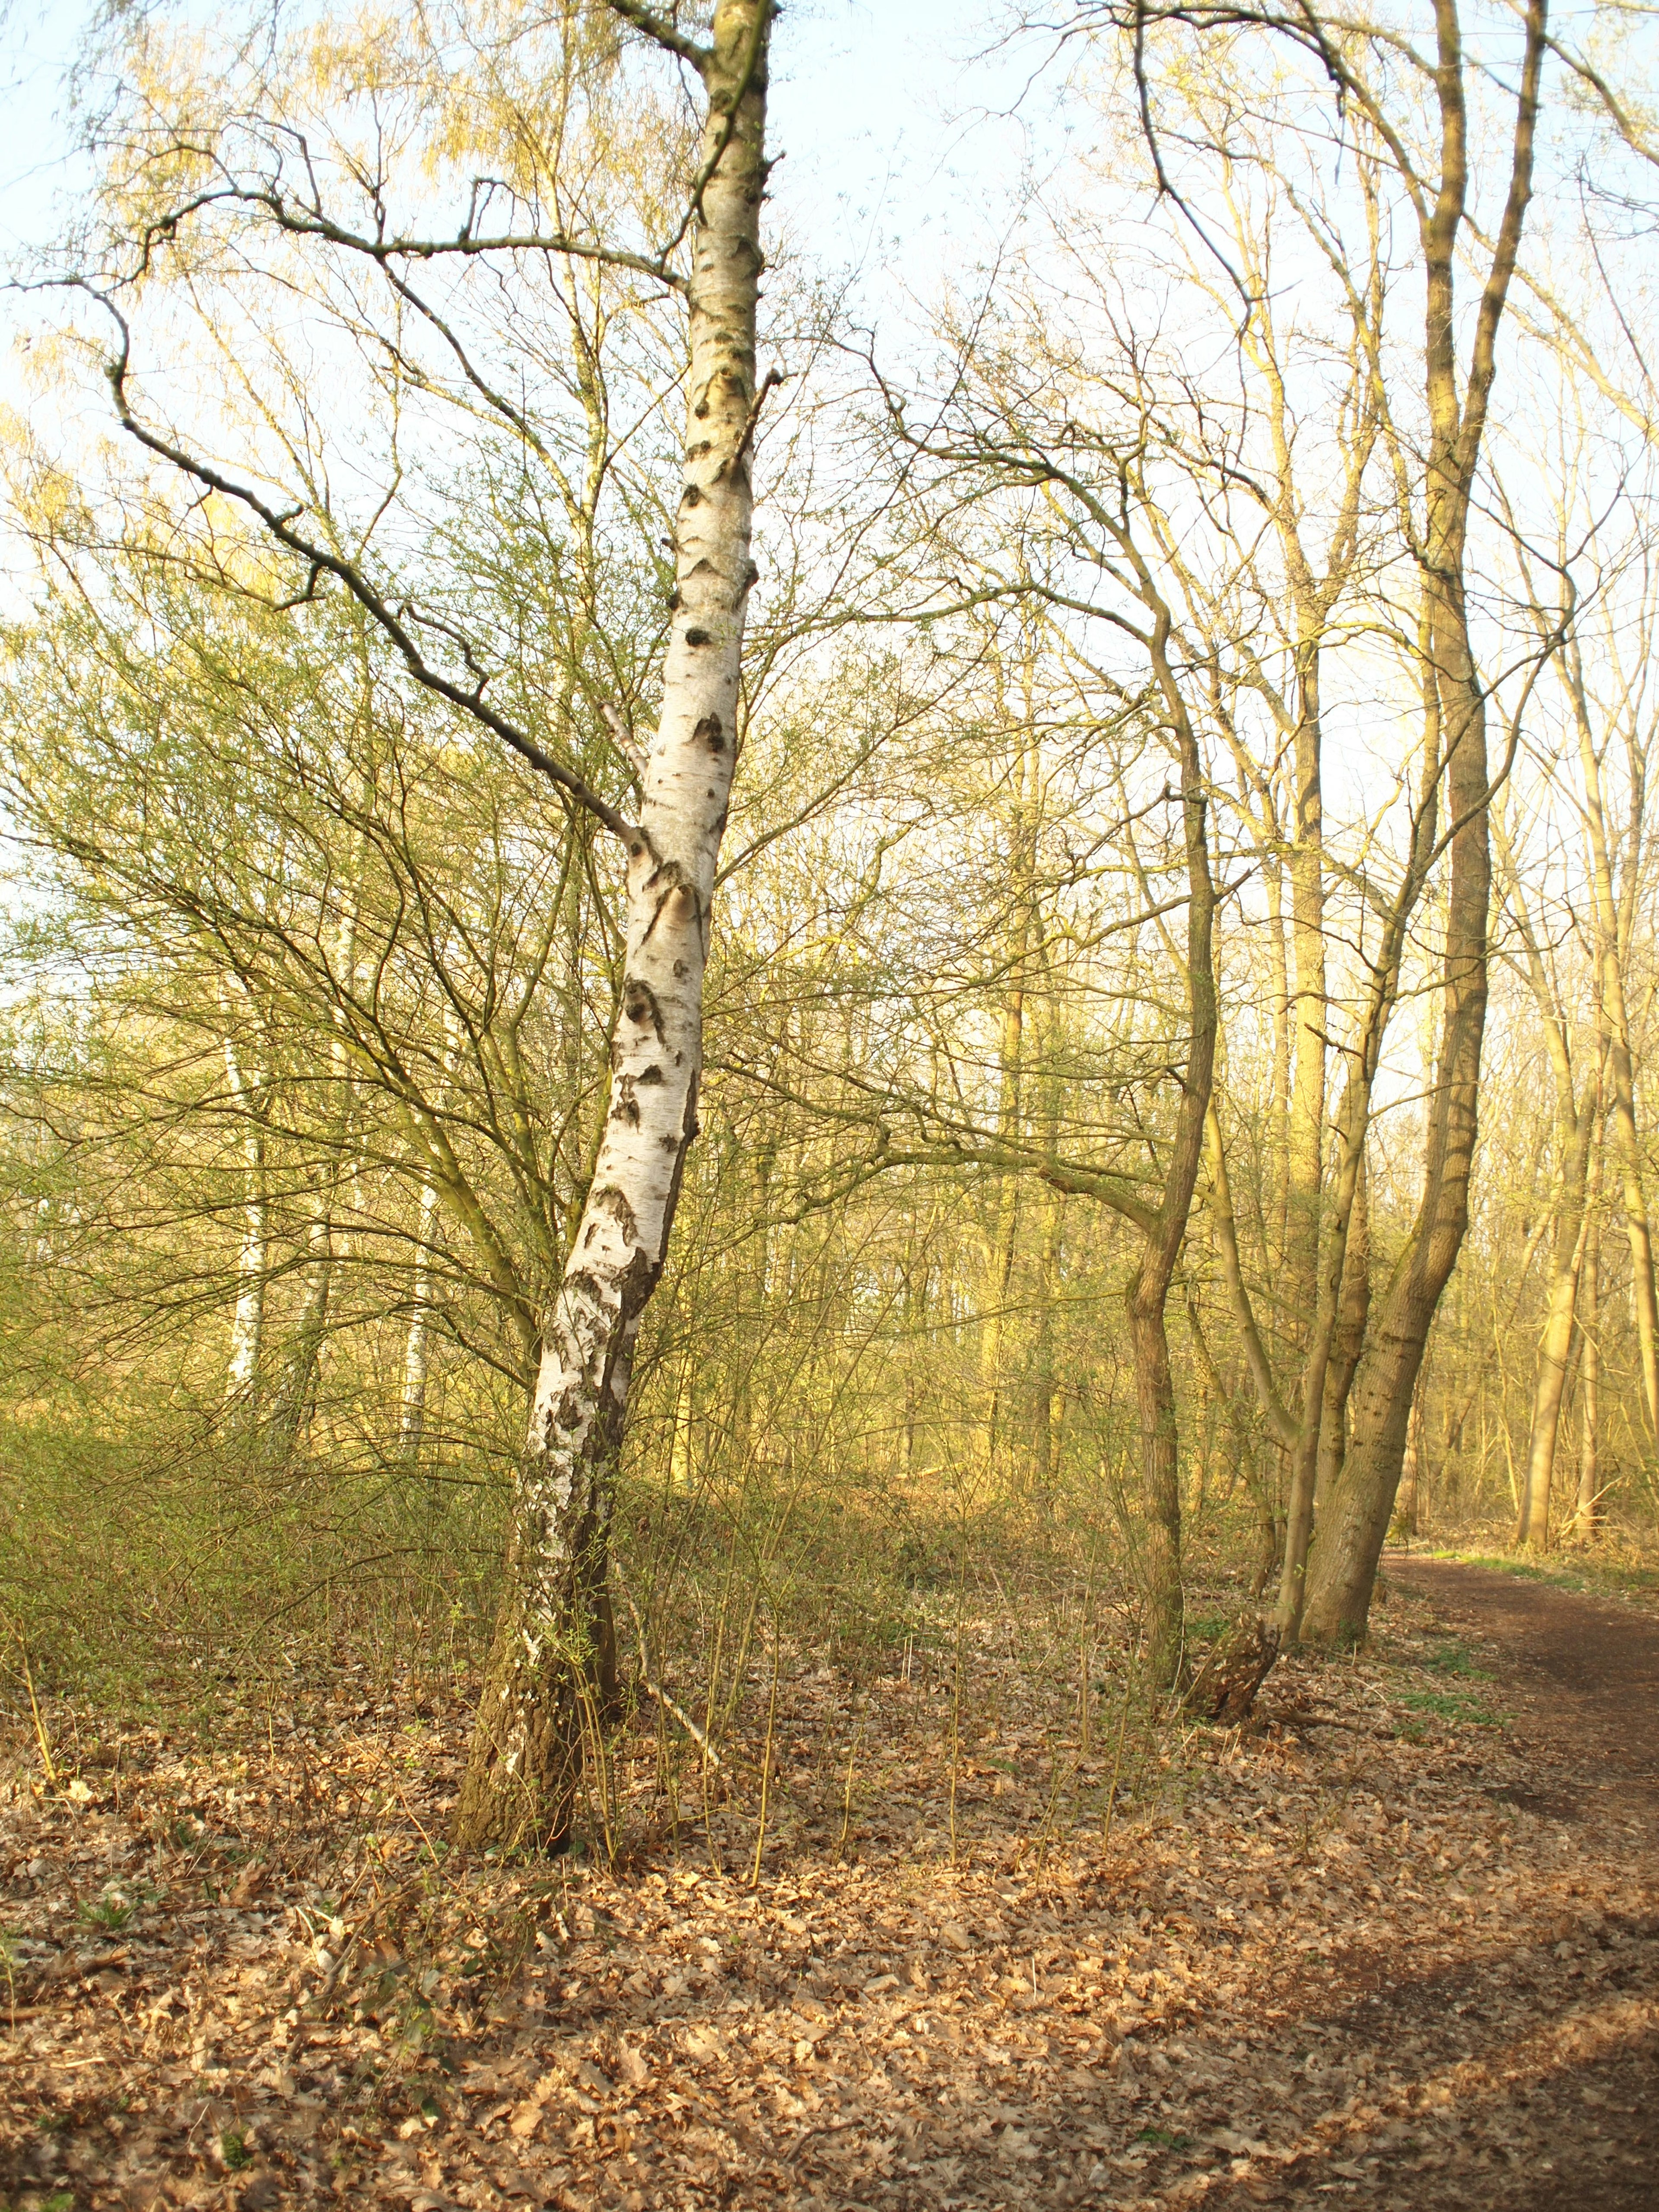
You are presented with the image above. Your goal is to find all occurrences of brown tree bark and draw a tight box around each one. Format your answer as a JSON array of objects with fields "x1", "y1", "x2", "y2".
[{"x1": 1300, "y1": 0, "x2": 1549, "y2": 1646}]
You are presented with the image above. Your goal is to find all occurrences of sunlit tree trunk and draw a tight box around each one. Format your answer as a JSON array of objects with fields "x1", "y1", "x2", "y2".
[
  {"x1": 1567, "y1": 668, "x2": 1659, "y2": 1437},
  {"x1": 1125, "y1": 636, "x2": 1217, "y2": 1692},
  {"x1": 1315, "y1": 1154, "x2": 1370, "y2": 1507},
  {"x1": 455, "y1": 0, "x2": 775, "y2": 1853},
  {"x1": 1300, "y1": 0, "x2": 1548, "y2": 1647},
  {"x1": 1575, "y1": 1130, "x2": 1604, "y2": 1535},
  {"x1": 1395, "y1": 1386, "x2": 1423, "y2": 1536}
]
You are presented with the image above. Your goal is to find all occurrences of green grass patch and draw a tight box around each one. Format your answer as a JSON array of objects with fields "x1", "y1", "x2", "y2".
[
  {"x1": 1418, "y1": 1640, "x2": 1490, "y2": 1679},
  {"x1": 1398, "y1": 1688, "x2": 1502, "y2": 1727},
  {"x1": 1428, "y1": 1548, "x2": 1659, "y2": 1602}
]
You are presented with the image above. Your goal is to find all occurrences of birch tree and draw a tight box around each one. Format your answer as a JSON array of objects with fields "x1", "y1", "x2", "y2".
[{"x1": 27, "y1": 0, "x2": 781, "y2": 1847}]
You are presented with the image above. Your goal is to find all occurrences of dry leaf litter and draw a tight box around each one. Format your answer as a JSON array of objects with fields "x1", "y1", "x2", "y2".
[{"x1": 1, "y1": 1565, "x2": 1654, "y2": 2210}]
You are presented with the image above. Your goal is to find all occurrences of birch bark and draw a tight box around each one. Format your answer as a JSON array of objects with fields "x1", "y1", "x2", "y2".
[
  {"x1": 454, "y1": 0, "x2": 774, "y2": 1852},
  {"x1": 221, "y1": 1024, "x2": 268, "y2": 1412},
  {"x1": 400, "y1": 1170, "x2": 442, "y2": 1461}
]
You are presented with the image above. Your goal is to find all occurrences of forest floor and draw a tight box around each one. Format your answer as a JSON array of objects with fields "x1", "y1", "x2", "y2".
[{"x1": 0, "y1": 1552, "x2": 1655, "y2": 2212}]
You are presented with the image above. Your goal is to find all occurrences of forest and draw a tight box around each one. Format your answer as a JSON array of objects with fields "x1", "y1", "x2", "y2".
[{"x1": 0, "y1": 3, "x2": 1657, "y2": 2205}]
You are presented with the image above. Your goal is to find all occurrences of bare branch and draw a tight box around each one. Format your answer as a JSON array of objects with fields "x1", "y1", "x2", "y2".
[
  {"x1": 605, "y1": 0, "x2": 712, "y2": 73},
  {"x1": 51, "y1": 281, "x2": 643, "y2": 852}
]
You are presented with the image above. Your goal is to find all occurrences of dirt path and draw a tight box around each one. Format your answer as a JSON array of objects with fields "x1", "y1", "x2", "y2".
[
  {"x1": 1196, "y1": 1553, "x2": 1659, "y2": 2212},
  {"x1": 1391, "y1": 1554, "x2": 1659, "y2": 1814}
]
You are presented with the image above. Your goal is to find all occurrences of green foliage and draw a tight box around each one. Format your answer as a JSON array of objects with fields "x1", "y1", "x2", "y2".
[{"x1": 77, "y1": 1889, "x2": 137, "y2": 1933}]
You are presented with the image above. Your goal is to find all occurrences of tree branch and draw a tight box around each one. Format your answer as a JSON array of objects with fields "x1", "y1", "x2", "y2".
[
  {"x1": 64, "y1": 283, "x2": 642, "y2": 851},
  {"x1": 605, "y1": 0, "x2": 712, "y2": 73}
]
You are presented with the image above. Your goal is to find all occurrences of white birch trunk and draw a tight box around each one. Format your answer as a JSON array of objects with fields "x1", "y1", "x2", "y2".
[
  {"x1": 399, "y1": 1007, "x2": 459, "y2": 1461},
  {"x1": 455, "y1": 0, "x2": 774, "y2": 1851},
  {"x1": 399, "y1": 1169, "x2": 442, "y2": 1460},
  {"x1": 221, "y1": 1029, "x2": 268, "y2": 1411}
]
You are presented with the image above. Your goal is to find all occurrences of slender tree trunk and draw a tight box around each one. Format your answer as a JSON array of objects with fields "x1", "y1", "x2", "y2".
[
  {"x1": 270, "y1": 1205, "x2": 334, "y2": 1455},
  {"x1": 1300, "y1": 0, "x2": 1548, "y2": 1648},
  {"x1": 1264, "y1": 859, "x2": 1292, "y2": 1278},
  {"x1": 400, "y1": 1009, "x2": 459, "y2": 1461},
  {"x1": 1575, "y1": 1135, "x2": 1604, "y2": 1535},
  {"x1": 454, "y1": 0, "x2": 774, "y2": 1853},
  {"x1": 1576, "y1": 1245, "x2": 1602, "y2": 1532},
  {"x1": 1316, "y1": 1155, "x2": 1370, "y2": 1506},
  {"x1": 222, "y1": 1030, "x2": 268, "y2": 1413},
  {"x1": 1125, "y1": 636, "x2": 1217, "y2": 1693},
  {"x1": 668, "y1": 1357, "x2": 694, "y2": 1490},
  {"x1": 1301, "y1": 574, "x2": 1491, "y2": 1643},
  {"x1": 1518, "y1": 1112, "x2": 1594, "y2": 1547},
  {"x1": 1030, "y1": 1177, "x2": 1063, "y2": 1500},
  {"x1": 1395, "y1": 1389, "x2": 1424, "y2": 1537},
  {"x1": 1569, "y1": 682, "x2": 1659, "y2": 1435},
  {"x1": 1285, "y1": 662, "x2": 1327, "y2": 1344},
  {"x1": 400, "y1": 1168, "x2": 442, "y2": 1460}
]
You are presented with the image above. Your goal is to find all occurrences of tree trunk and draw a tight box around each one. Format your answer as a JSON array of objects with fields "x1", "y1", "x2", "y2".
[
  {"x1": 1517, "y1": 1110, "x2": 1594, "y2": 1547},
  {"x1": 1315, "y1": 1151, "x2": 1370, "y2": 1506},
  {"x1": 270, "y1": 1204, "x2": 334, "y2": 1458},
  {"x1": 1395, "y1": 1385, "x2": 1424, "y2": 1536},
  {"x1": 1030, "y1": 1176, "x2": 1063, "y2": 1500},
  {"x1": 221, "y1": 1029, "x2": 268, "y2": 1414},
  {"x1": 454, "y1": 0, "x2": 774, "y2": 1854},
  {"x1": 1301, "y1": 578, "x2": 1490, "y2": 1644},
  {"x1": 1575, "y1": 1138, "x2": 1604, "y2": 1535},
  {"x1": 1569, "y1": 677, "x2": 1659, "y2": 1436},
  {"x1": 1127, "y1": 1260, "x2": 1187, "y2": 1689},
  {"x1": 1285, "y1": 655, "x2": 1327, "y2": 1344},
  {"x1": 1124, "y1": 628, "x2": 1217, "y2": 1693},
  {"x1": 399, "y1": 1168, "x2": 442, "y2": 1460},
  {"x1": 1299, "y1": 0, "x2": 1547, "y2": 1648}
]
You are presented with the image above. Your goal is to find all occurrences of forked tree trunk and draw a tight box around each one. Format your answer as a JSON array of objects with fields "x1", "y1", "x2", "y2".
[
  {"x1": 454, "y1": 0, "x2": 774, "y2": 1854},
  {"x1": 1300, "y1": 0, "x2": 1548, "y2": 1647},
  {"x1": 1301, "y1": 571, "x2": 1491, "y2": 1644}
]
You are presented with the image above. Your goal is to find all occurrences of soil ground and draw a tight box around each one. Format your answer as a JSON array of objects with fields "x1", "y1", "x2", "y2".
[{"x1": 0, "y1": 1555, "x2": 1654, "y2": 2211}]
